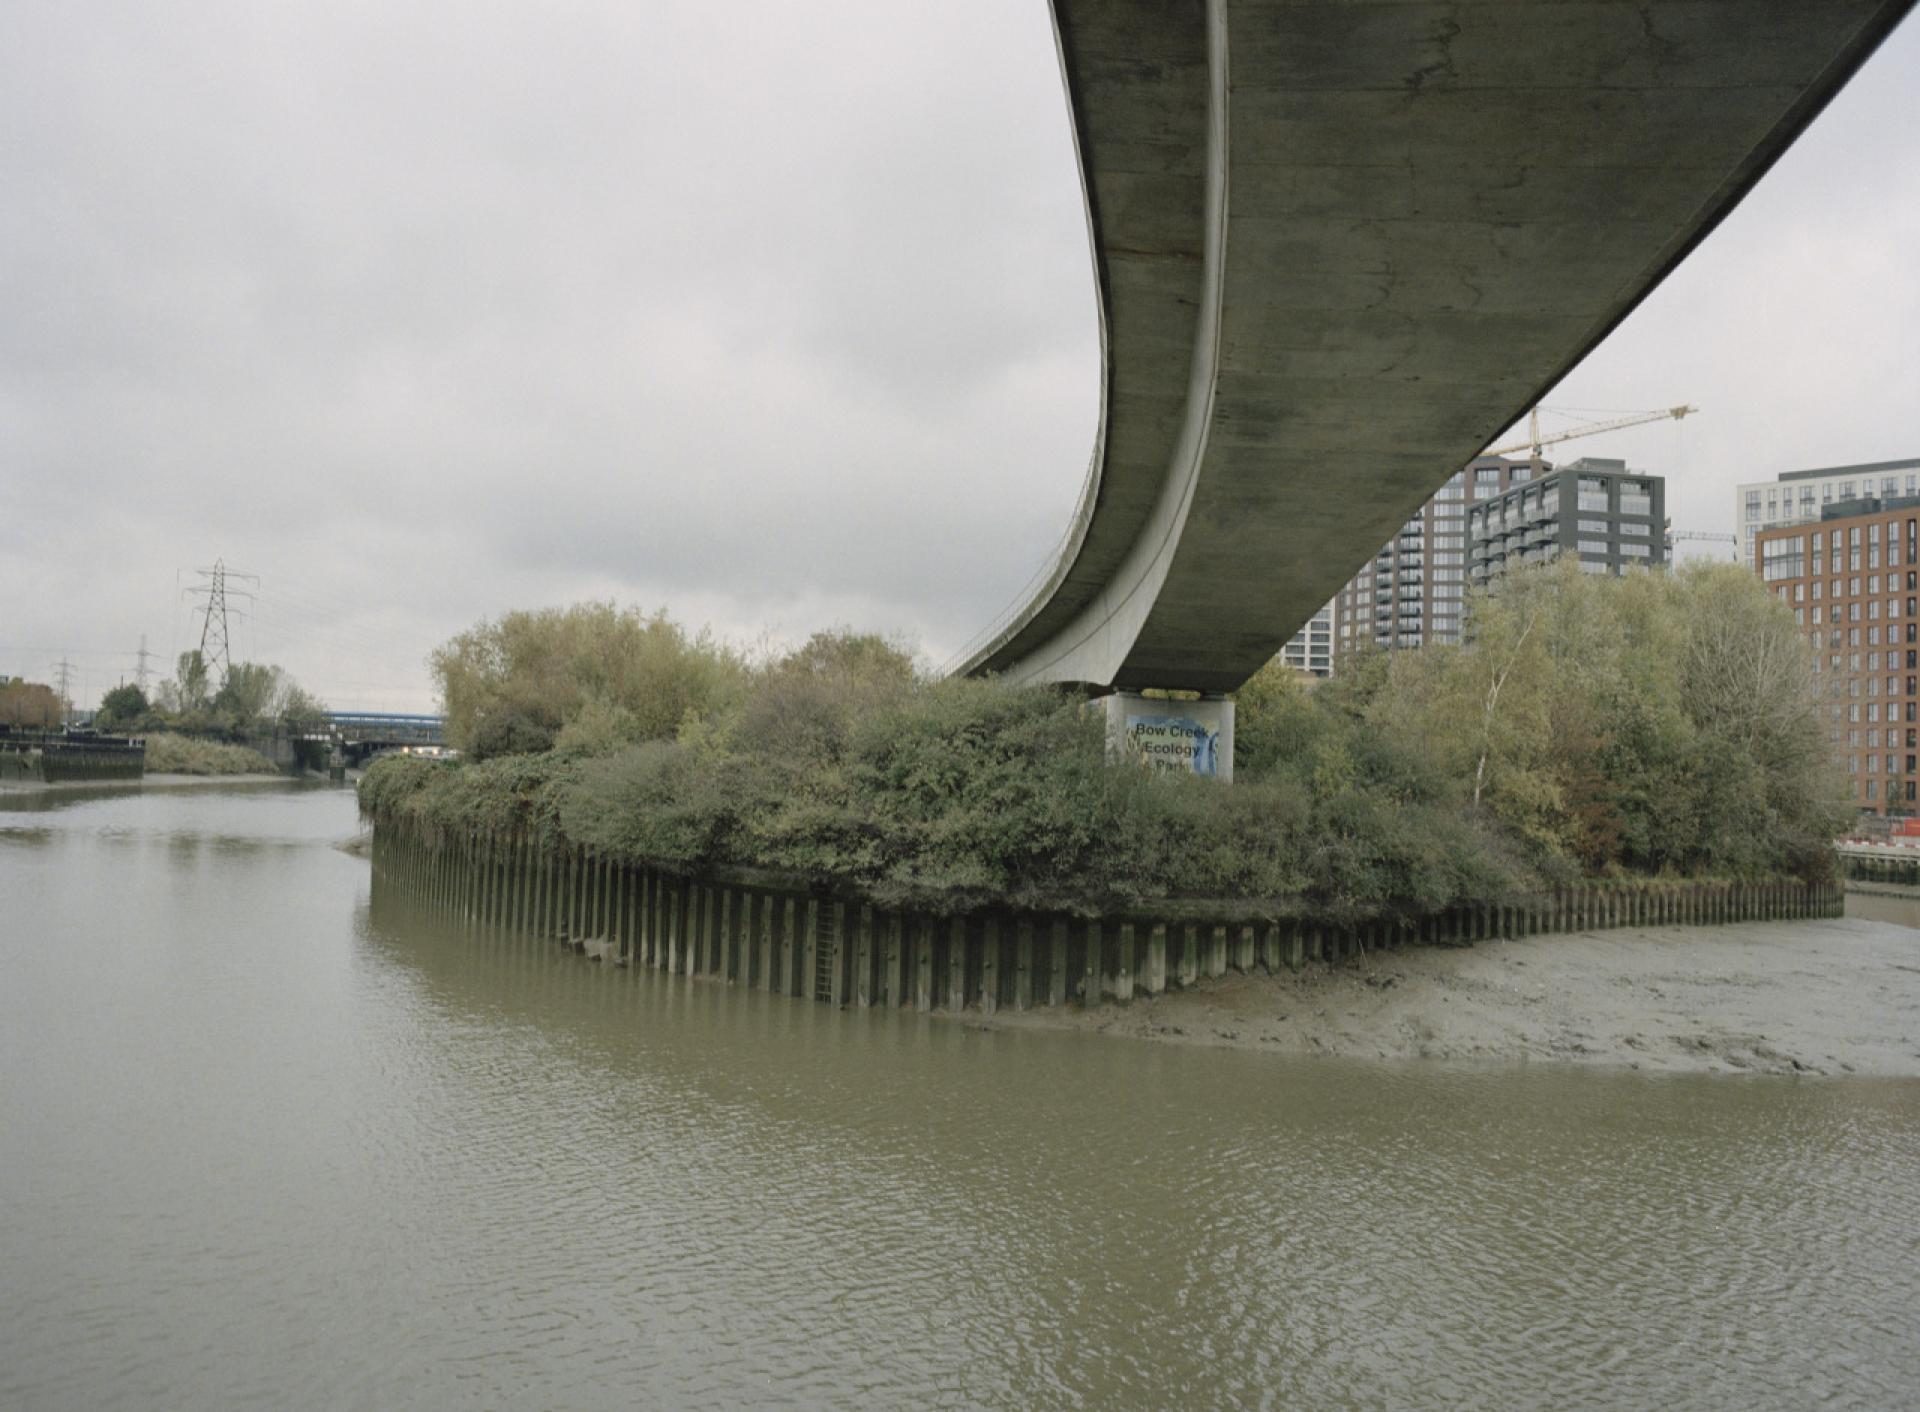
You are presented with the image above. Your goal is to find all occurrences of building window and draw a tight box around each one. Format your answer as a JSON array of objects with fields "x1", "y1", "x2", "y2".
[
  {"x1": 1578, "y1": 539, "x2": 1610, "y2": 555},
  {"x1": 1761, "y1": 537, "x2": 1803, "y2": 582}
]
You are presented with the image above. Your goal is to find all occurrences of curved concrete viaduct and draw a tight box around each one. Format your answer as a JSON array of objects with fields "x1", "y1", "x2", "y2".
[{"x1": 961, "y1": 0, "x2": 1915, "y2": 694}]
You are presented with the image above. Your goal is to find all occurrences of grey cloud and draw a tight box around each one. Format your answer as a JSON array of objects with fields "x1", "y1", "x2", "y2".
[{"x1": 2, "y1": 2, "x2": 1916, "y2": 712}]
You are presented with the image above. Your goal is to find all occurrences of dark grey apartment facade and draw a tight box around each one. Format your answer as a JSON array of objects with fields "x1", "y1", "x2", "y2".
[{"x1": 1467, "y1": 457, "x2": 1666, "y2": 587}]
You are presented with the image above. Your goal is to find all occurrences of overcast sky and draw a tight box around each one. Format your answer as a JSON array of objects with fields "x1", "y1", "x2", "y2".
[{"x1": 4, "y1": 3, "x2": 1916, "y2": 713}]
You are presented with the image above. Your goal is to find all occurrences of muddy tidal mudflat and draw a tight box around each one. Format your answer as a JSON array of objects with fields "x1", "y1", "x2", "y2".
[{"x1": 993, "y1": 919, "x2": 1920, "y2": 1076}]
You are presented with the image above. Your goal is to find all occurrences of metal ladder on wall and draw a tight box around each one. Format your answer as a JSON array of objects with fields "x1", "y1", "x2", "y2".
[{"x1": 813, "y1": 907, "x2": 837, "y2": 1002}]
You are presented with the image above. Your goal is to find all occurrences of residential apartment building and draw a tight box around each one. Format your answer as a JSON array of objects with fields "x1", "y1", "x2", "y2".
[
  {"x1": 1735, "y1": 457, "x2": 1920, "y2": 569},
  {"x1": 1331, "y1": 454, "x2": 1533, "y2": 661},
  {"x1": 1756, "y1": 498, "x2": 1920, "y2": 816},
  {"x1": 1468, "y1": 458, "x2": 1667, "y2": 586},
  {"x1": 1278, "y1": 602, "x2": 1333, "y2": 677}
]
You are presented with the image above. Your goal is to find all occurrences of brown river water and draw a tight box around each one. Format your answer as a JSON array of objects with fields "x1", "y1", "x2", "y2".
[{"x1": 3, "y1": 781, "x2": 1917, "y2": 1409}]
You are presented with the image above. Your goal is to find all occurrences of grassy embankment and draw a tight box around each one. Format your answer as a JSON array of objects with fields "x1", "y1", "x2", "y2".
[
  {"x1": 359, "y1": 562, "x2": 1850, "y2": 924},
  {"x1": 144, "y1": 732, "x2": 279, "y2": 776}
]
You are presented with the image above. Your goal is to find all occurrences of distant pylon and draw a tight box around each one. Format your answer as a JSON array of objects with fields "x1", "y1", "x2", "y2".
[
  {"x1": 186, "y1": 559, "x2": 257, "y2": 686},
  {"x1": 134, "y1": 633, "x2": 156, "y2": 691},
  {"x1": 50, "y1": 657, "x2": 75, "y2": 723}
]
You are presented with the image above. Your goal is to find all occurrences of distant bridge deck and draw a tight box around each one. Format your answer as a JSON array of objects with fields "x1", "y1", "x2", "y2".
[{"x1": 312, "y1": 712, "x2": 448, "y2": 751}]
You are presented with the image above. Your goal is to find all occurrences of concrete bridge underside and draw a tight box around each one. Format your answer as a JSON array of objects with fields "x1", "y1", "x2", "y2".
[{"x1": 960, "y1": 0, "x2": 1914, "y2": 694}]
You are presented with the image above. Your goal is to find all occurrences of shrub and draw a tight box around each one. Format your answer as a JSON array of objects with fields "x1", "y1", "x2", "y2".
[
  {"x1": 432, "y1": 603, "x2": 746, "y2": 756},
  {"x1": 360, "y1": 571, "x2": 1849, "y2": 922},
  {"x1": 144, "y1": 733, "x2": 277, "y2": 776}
]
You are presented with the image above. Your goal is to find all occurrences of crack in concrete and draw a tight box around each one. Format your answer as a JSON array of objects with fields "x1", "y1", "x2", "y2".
[
  {"x1": 1371, "y1": 309, "x2": 1422, "y2": 377},
  {"x1": 1639, "y1": 4, "x2": 1682, "y2": 68},
  {"x1": 1406, "y1": 15, "x2": 1463, "y2": 93}
]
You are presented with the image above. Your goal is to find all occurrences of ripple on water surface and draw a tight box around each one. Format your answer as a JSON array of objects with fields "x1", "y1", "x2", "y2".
[{"x1": 1, "y1": 784, "x2": 1917, "y2": 1408}]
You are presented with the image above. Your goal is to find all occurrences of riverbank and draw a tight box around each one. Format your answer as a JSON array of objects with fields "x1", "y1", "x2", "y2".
[
  {"x1": 142, "y1": 732, "x2": 278, "y2": 776},
  {"x1": 991, "y1": 919, "x2": 1920, "y2": 1077},
  {"x1": 0, "y1": 770, "x2": 287, "y2": 794}
]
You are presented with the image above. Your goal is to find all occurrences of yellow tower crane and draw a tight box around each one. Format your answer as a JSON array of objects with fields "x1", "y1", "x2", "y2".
[{"x1": 1485, "y1": 404, "x2": 1698, "y2": 476}]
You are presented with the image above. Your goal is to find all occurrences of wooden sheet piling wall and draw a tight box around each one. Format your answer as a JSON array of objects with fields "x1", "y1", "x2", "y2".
[{"x1": 368, "y1": 817, "x2": 1844, "y2": 1017}]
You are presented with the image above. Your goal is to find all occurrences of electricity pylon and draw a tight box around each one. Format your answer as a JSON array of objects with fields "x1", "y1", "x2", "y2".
[
  {"x1": 186, "y1": 559, "x2": 257, "y2": 687},
  {"x1": 50, "y1": 657, "x2": 75, "y2": 723}
]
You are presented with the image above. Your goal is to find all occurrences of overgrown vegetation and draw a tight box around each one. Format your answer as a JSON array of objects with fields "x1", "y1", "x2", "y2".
[
  {"x1": 144, "y1": 733, "x2": 279, "y2": 776},
  {"x1": 361, "y1": 562, "x2": 1849, "y2": 919},
  {"x1": 0, "y1": 678, "x2": 62, "y2": 727},
  {"x1": 431, "y1": 603, "x2": 745, "y2": 759},
  {"x1": 95, "y1": 653, "x2": 327, "y2": 746}
]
